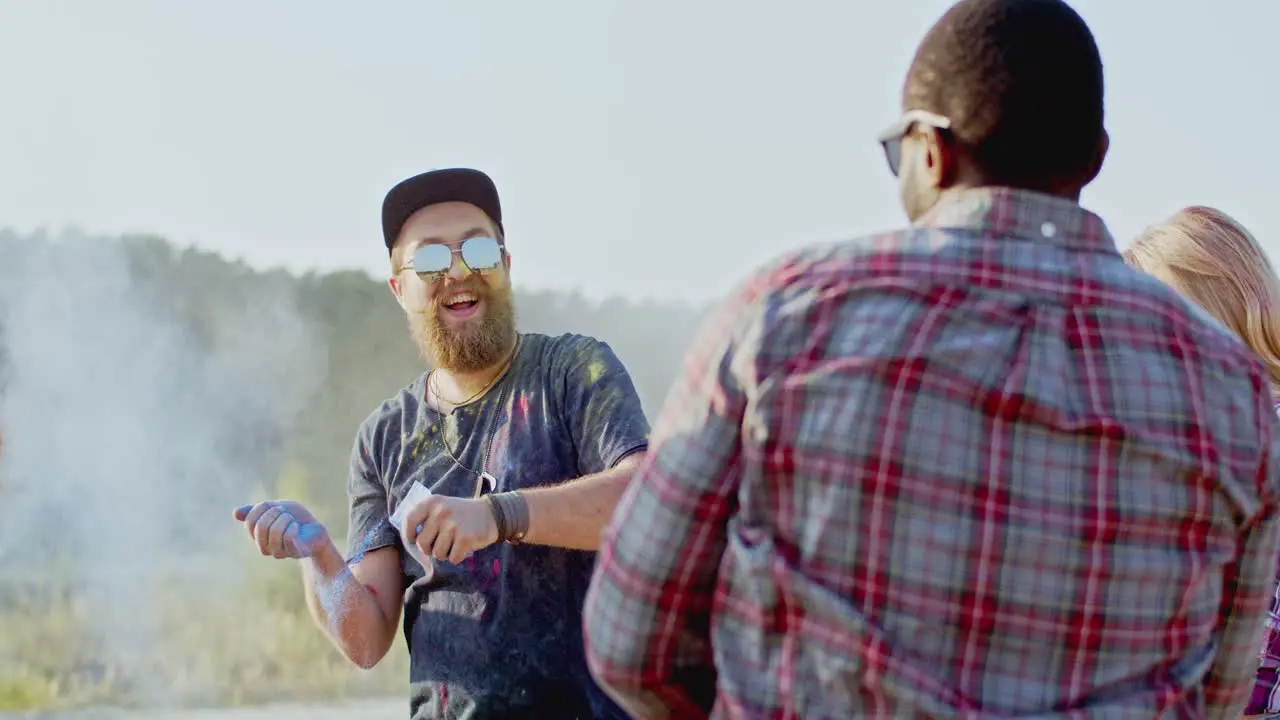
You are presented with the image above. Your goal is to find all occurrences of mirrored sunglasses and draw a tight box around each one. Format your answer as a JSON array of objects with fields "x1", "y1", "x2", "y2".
[{"x1": 407, "y1": 236, "x2": 504, "y2": 279}]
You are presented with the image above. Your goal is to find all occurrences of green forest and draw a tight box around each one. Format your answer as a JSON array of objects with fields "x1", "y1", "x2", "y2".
[{"x1": 0, "y1": 228, "x2": 707, "y2": 711}]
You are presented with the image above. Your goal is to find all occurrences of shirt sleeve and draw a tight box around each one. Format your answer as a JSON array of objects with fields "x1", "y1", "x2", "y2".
[
  {"x1": 345, "y1": 418, "x2": 400, "y2": 564},
  {"x1": 1203, "y1": 390, "x2": 1280, "y2": 716},
  {"x1": 557, "y1": 335, "x2": 652, "y2": 475},
  {"x1": 583, "y1": 280, "x2": 764, "y2": 718}
]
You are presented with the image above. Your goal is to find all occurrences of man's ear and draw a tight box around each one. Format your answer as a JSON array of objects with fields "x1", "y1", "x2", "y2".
[
  {"x1": 1082, "y1": 127, "x2": 1109, "y2": 187},
  {"x1": 388, "y1": 276, "x2": 408, "y2": 310},
  {"x1": 923, "y1": 126, "x2": 957, "y2": 189}
]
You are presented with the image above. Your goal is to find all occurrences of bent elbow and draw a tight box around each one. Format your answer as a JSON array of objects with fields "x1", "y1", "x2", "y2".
[
  {"x1": 349, "y1": 648, "x2": 385, "y2": 670},
  {"x1": 587, "y1": 666, "x2": 670, "y2": 720},
  {"x1": 343, "y1": 639, "x2": 392, "y2": 671},
  {"x1": 585, "y1": 628, "x2": 715, "y2": 718},
  {"x1": 583, "y1": 608, "x2": 642, "y2": 694},
  {"x1": 585, "y1": 648, "x2": 644, "y2": 708}
]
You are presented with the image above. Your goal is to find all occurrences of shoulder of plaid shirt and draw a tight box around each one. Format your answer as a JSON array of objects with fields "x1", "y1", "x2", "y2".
[{"x1": 582, "y1": 187, "x2": 1280, "y2": 719}]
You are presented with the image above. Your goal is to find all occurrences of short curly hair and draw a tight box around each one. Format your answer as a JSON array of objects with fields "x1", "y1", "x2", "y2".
[{"x1": 904, "y1": 0, "x2": 1105, "y2": 190}]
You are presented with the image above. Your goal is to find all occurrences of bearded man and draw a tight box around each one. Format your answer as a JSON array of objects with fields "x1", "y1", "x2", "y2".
[{"x1": 235, "y1": 168, "x2": 651, "y2": 720}]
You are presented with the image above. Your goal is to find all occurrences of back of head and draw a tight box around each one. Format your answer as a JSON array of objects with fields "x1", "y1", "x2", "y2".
[
  {"x1": 1125, "y1": 207, "x2": 1280, "y2": 394},
  {"x1": 905, "y1": 0, "x2": 1105, "y2": 192}
]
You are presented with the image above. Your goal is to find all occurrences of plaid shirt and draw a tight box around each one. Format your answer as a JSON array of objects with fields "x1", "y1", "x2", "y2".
[
  {"x1": 1248, "y1": 401, "x2": 1280, "y2": 715},
  {"x1": 584, "y1": 188, "x2": 1280, "y2": 719}
]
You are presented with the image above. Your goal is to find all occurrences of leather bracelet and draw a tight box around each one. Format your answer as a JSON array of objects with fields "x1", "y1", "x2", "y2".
[
  {"x1": 485, "y1": 494, "x2": 510, "y2": 543},
  {"x1": 489, "y1": 491, "x2": 529, "y2": 544}
]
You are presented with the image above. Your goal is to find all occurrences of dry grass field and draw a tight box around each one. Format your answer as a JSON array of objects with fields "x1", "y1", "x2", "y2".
[{"x1": 0, "y1": 541, "x2": 409, "y2": 715}]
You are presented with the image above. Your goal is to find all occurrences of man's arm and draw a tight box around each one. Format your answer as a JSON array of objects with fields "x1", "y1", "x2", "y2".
[
  {"x1": 304, "y1": 425, "x2": 406, "y2": 669},
  {"x1": 519, "y1": 452, "x2": 644, "y2": 550},
  {"x1": 1203, "y1": 394, "x2": 1280, "y2": 716},
  {"x1": 582, "y1": 288, "x2": 760, "y2": 718},
  {"x1": 301, "y1": 542, "x2": 404, "y2": 669},
  {"x1": 488, "y1": 335, "x2": 651, "y2": 551},
  {"x1": 1201, "y1": 514, "x2": 1280, "y2": 716}
]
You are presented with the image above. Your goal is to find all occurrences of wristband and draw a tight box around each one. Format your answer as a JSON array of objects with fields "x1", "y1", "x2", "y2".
[
  {"x1": 487, "y1": 491, "x2": 529, "y2": 544},
  {"x1": 486, "y1": 494, "x2": 509, "y2": 543}
]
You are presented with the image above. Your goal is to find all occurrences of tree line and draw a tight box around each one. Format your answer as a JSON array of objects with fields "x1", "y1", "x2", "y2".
[{"x1": 0, "y1": 228, "x2": 707, "y2": 529}]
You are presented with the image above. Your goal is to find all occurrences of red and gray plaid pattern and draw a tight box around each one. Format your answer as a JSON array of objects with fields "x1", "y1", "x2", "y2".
[
  {"x1": 584, "y1": 188, "x2": 1280, "y2": 719},
  {"x1": 1249, "y1": 401, "x2": 1280, "y2": 715},
  {"x1": 1251, "y1": 552, "x2": 1280, "y2": 715}
]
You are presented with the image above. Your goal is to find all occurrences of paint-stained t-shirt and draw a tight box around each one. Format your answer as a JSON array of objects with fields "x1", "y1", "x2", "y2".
[{"x1": 346, "y1": 332, "x2": 651, "y2": 720}]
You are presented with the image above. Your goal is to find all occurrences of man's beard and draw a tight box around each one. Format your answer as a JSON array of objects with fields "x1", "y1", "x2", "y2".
[{"x1": 407, "y1": 283, "x2": 517, "y2": 373}]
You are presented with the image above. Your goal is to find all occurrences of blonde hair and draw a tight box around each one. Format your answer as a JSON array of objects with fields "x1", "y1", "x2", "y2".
[{"x1": 1124, "y1": 206, "x2": 1280, "y2": 394}]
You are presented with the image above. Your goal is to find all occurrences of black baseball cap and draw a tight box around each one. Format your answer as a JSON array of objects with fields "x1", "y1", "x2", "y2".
[{"x1": 380, "y1": 168, "x2": 504, "y2": 252}]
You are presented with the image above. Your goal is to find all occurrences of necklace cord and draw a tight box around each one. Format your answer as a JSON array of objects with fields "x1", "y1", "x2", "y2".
[
  {"x1": 429, "y1": 337, "x2": 521, "y2": 497},
  {"x1": 429, "y1": 336, "x2": 521, "y2": 408}
]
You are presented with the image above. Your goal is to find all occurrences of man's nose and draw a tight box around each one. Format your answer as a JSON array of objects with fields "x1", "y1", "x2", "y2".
[{"x1": 445, "y1": 252, "x2": 472, "y2": 281}]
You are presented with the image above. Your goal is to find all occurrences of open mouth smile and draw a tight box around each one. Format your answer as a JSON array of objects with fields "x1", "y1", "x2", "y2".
[{"x1": 441, "y1": 291, "x2": 482, "y2": 320}]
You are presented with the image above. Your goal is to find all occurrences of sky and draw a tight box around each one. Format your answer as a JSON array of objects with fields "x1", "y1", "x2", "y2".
[{"x1": 0, "y1": 0, "x2": 1274, "y2": 304}]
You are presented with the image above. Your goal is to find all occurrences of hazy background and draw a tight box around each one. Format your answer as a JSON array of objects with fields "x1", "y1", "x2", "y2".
[
  {"x1": 0, "y1": 227, "x2": 701, "y2": 712},
  {"x1": 0, "y1": 0, "x2": 1272, "y2": 714}
]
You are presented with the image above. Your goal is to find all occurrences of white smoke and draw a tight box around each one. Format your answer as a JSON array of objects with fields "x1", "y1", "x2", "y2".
[{"x1": 0, "y1": 228, "x2": 326, "y2": 706}]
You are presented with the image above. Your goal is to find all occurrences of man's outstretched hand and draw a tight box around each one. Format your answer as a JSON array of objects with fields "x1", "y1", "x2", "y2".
[{"x1": 234, "y1": 500, "x2": 331, "y2": 559}]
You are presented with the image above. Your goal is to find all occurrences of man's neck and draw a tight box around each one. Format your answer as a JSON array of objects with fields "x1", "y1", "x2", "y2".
[
  {"x1": 949, "y1": 178, "x2": 1083, "y2": 203},
  {"x1": 430, "y1": 337, "x2": 518, "y2": 410}
]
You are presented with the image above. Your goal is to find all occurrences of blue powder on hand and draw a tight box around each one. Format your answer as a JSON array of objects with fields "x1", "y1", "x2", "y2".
[{"x1": 297, "y1": 522, "x2": 325, "y2": 543}]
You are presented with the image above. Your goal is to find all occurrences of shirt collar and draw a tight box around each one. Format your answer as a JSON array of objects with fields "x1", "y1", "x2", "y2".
[{"x1": 914, "y1": 187, "x2": 1118, "y2": 254}]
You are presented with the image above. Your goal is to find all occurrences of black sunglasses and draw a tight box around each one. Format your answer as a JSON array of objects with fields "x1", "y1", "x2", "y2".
[
  {"x1": 877, "y1": 109, "x2": 953, "y2": 177},
  {"x1": 399, "y1": 236, "x2": 506, "y2": 280}
]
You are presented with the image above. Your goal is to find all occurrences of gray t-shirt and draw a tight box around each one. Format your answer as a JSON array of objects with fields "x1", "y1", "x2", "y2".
[{"x1": 346, "y1": 332, "x2": 651, "y2": 720}]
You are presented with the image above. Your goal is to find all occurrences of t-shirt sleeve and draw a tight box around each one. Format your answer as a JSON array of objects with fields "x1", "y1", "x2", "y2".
[
  {"x1": 345, "y1": 419, "x2": 400, "y2": 563},
  {"x1": 556, "y1": 335, "x2": 651, "y2": 476}
]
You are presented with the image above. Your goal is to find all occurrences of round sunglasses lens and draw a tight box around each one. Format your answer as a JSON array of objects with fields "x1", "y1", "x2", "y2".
[
  {"x1": 413, "y1": 244, "x2": 453, "y2": 275},
  {"x1": 461, "y1": 237, "x2": 502, "y2": 271}
]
